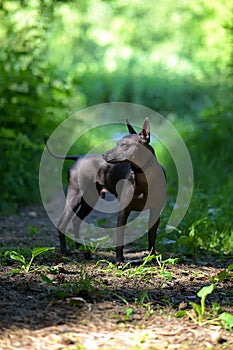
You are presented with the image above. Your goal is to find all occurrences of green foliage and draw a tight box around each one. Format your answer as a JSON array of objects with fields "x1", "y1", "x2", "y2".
[
  {"x1": 5, "y1": 247, "x2": 55, "y2": 272},
  {"x1": 0, "y1": 0, "x2": 73, "y2": 213},
  {"x1": 95, "y1": 252, "x2": 179, "y2": 282},
  {"x1": 124, "y1": 307, "x2": 134, "y2": 321},
  {"x1": 210, "y1": 264, "x2": 233, "y2": 283},
  {"x1": 219, "y1": 312, "x2": 233, "y2": 332},
  {"x1": 184, "y1": 284, "x2": 233, "y2": 330},
  {"x1": 75, "y1": 266, "x2": 95, "y2": 294},
  {"x1": 0, "y1": 0, "x2": 232, "y2": 257}
]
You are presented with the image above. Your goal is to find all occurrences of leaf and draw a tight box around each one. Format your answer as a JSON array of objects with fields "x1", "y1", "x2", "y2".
[
  {"x1": 31, "y1": 247, "x2": 55, "y2": 259},
  {"x1": 125, "y1": 308, "x2": 134, "y2": 318},
  {"x1": 165, "y1": 258, "x2": 179, "y2": 265},
  {"x1": 90, "y1": 235, "x2": 110, "y2": 246},
  {"x1": 211, "y1": 302, "x2": 223, "y2": 315},
  {"x1": 219, "y1": 312, "x2": 233, "y2": 331},
  {"x1": 227, "y1": 264, "x2": 233, "y2": 272},
  {"x1": 5, "y1": 251, "x2": 26, "y2": 265},
  {"x1": 40, "y1": 274, "x2": 53, "y2": 284},
  {"x1": 189, "y1": 302, "x2": 202, "y2": 317},
  {"x1": 217, "y1": 271, "x2": 229, "y2": 281},
  {"x1": 67, "y1": 297, "x2": 87, "y2": 307},
  {"x1": 143, "y1": 252, "x2": 157, "y2": 264},
  {"x1": 160, "y1": 271, "x2": 173, "y2": 280},
  {"x1": 11, "y1": 268, "x2": 21, "y2": 274},
  {"x1": 176, "y1": 310, "x2": 186, "y2": 318},
  {"x1": 197, "y1": 284, "x2": 214, "y2": 299}
]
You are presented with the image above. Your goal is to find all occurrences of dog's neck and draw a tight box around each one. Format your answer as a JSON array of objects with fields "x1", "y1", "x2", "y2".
[{"x1": 130, "y1": 153, "x2": 155, "y2": 174}]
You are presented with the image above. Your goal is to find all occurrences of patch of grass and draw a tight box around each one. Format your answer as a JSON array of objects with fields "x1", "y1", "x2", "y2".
[{"x1": 95, "y1": 252, "x2": 179, "y2": 281}]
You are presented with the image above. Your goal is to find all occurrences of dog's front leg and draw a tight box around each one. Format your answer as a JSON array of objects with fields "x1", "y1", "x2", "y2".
[
  {"x1": 148, "y1": 210, "x2": 160, "y2": 255},
  {"x1": 116, "y1": 208, "x2": 130, "y2": 264}
]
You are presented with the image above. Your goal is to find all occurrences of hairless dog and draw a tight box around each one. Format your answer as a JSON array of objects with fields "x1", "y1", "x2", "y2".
[{"x1": 45, "y1": 118, "x2": 166, "y2": 263}]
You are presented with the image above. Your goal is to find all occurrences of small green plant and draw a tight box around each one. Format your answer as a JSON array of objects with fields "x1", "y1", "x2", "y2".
[
  {"x1": 5, "y1": 247, "x2": 55, "y2": 273},
  {"x1": 219, "y1": 312, "x2": 233, "y2": 332},
  {"x1": 136, "y1": 291, "x2": 154, "y2": 317},
  {"x1": 89, "y1": 234, "x2": 111, "y2": 252},
  {"x1": 79, "y1": 234, "x2": 110, "y2": 256},
  {"x1": 95, "y1": 259, "x2": 119, "y2": 272},
  {"x1": 185, "y1": 284, "x2": 233, "y2": 331},
  {"x1": 96, "y1": 252, "x2": 179, "y2": 280},
  {"x1": 75, "y1": 266, "x2": 95, "y2": 294},
  {"x1": 187, "y1": 284, "x2": 215, "y2": 325},
  {"x1": 155, "y1": 254, "x2": 179, "y2": 280},
  {"x1": 210, "y1": 264, "x2": 233, "y2": 283},
  {"x1": 28, "y1": 225, "x2": 39, "y2": 236},
  {"x1": 125, "y1": 252, "x2": 156, "y2": 276},
  {"x1": 124, "y1": 307, "x2": 134, "y2": 321}
]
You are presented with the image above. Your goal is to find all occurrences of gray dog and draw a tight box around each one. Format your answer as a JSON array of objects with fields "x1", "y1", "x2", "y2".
[{"x1": 45, "y1": 118, "x2": 166, "y2": 263}]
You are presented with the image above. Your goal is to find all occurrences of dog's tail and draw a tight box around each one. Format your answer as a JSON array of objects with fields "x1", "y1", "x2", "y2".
[{"x1": 44, "y1": 137, "x2": 79, "y2": 161}]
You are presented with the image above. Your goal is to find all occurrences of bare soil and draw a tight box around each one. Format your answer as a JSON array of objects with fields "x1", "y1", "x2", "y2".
[{"x1": 0, "y1": 206, "x2": 232, "y2": 349}]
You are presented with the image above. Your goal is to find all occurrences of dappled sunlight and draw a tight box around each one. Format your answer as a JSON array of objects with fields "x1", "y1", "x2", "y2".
[{"x1": 0, "y1": 2, "x2": 233, "y2": 347}]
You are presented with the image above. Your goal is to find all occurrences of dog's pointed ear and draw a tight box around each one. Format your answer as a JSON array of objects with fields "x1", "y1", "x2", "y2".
[
  {"x1": 139, "y1": 117, "x2": 150, "y2": 143},
  {"x1": 126, "y1": 119, "x2": 137, "y2": 134}
]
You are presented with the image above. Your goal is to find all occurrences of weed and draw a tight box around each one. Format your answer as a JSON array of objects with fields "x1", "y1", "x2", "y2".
[
  {"x1": 187, "y1": 284, "x2": 215, "y2": 324},
  {"x1": 155, "y1": 254, "x2": 179, "y2": 280},
  {"x1": 28, "y1": 225, "x2": 39, "y2": 236},
  {"x1": 210, "y1": 264, "x2": 233, "y2": 283},
  {"x1": 95, "y1": 260, "x2": 122, "y2": 274},
  {"x1": 137, "y1": 291, "x2": 149, "y2": 306},
  {"x1": 124, "y1": 307, "x2": 134, "y2": 320},
  {"x1": 73, "y1": 267, "x2": 95, "y2": 295},
  {"x1": 184, "y1": 284, "x2": 233, "y2": 331},
  {"x1": 79, "y1": 234, "x2": 111, "y2": 256},
  {"x1": 219, "y1": 312, "x2": 233, "y2": 332},
  {"x1": 136, "y1": 291, "x2": 154, "y2": 317},
  {"x1": 125, "y1": 253, "x2": 156, "y2": 277},
  {"x1": 95, "y1": 252, "x2": 155, "y2": 277},
  {"x1": 95, "y1": 252, "x2": 179, "y2": 281},
  {"x1": 4, "y1": 247, "x2": 55, "y2": 273}
]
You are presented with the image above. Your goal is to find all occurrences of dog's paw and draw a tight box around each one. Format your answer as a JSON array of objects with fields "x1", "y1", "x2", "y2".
[{"x1": 115, "y1": 261, "x2": 125, "y2": 269}]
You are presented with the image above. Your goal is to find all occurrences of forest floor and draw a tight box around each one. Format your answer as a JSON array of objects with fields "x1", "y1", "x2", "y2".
[{"x1": 0, "y1": 206, "x2": 232, "y2": 350}]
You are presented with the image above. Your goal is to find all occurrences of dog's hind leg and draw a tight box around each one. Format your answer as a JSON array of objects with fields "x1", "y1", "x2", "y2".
[
  {"x1": 57, "y1": 189, "x2": 82, "y2": 253},
  {"x1": 72, "y1": 199, "x2": 95, "y2": 249},
  {"x1": 148, "y1": 210, "x2": 160, "y2": 255},
  {"x1": 72, "y1": 187, "x2": 99, "y2": 251}
]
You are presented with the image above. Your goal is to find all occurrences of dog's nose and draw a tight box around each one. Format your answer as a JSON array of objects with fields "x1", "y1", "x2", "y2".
[
  {"x1": 102, "y1": 151, "x2": 114, "y2": 163},
  {"x1": 102, "y1": 152, "x2": 110, "y2": 161}
]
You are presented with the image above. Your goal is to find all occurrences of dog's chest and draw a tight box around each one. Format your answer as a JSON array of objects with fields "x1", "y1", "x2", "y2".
[
  {"x1": 130, "y1": 165, "x2": 166, "y2": 211},
  {"x1": 130, "y1": 172, "x2": 148, "y2": 210}
]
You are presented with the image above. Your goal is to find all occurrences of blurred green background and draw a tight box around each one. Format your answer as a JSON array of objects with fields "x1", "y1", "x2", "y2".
[{"x1": 0, "y1": 0, "x2": 232, "y2": 254}]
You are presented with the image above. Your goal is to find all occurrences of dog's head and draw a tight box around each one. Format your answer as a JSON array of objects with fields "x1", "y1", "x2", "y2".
[{"x1": 102, "y1": 118, "x2": 153, "y2": 166}]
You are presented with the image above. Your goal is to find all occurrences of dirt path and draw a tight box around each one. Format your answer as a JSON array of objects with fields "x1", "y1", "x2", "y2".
[{"x1": 0, "y1": 207, "x2": 232, "y2": 349}]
